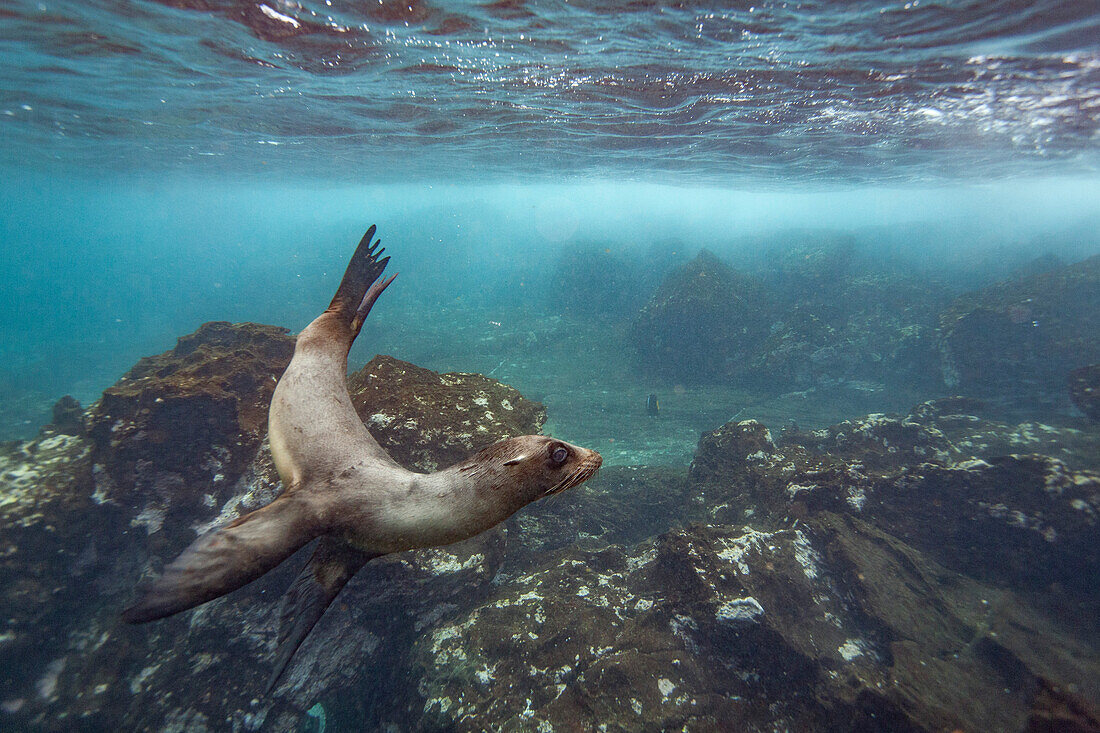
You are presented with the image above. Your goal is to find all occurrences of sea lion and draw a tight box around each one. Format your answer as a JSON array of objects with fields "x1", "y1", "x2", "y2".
[{"x1": 122, "y1": 226, "x2": 602, "y2": 692}]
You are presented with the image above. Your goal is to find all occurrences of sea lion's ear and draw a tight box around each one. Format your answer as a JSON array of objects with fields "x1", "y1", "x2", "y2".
[{"x1": 503, "y1": 456, "x2": 527, "y2": 466}]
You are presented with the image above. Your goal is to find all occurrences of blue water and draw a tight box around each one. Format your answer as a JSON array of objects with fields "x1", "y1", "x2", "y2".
[{"x1": 3, "y1": 176, "x2": 1099, "y2": 439}]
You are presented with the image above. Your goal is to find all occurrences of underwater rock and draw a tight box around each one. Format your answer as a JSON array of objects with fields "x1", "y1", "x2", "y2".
[
  {"x1": 46, "y1": 395, "x2": 85, "y2": 436},
  {"x1": 85, "y1": 321, "x2": 294, "y2": 549},
  {"x1": 865, "y1": 454, "x2": 1100, "y2": 595},
  {"x1": 691, "y1": 406, "x2": 1100, "y2": 606},
  {"x1": 55, "y1": 524, "x2": 510, "y2": 732},
  {"x1": 745, "y1": 306, "x2": 837, "y2": 388},
  {"x1": 690, "y1": 417, "x2": 876, "y2": 526},
  {"x1": 501, "y1": 465, "x2": 695, "y2": 571},
  {"x1": 905, "y1": 396, "x2": 1100, "y2": 471},
  {"x1": 632, "y1": 249, "x2": 774, "y2": 384},
  {"x1": 764, "y1": 232, "x2": 857, "y2": 299},
  {"x1": 347, "y1": 354, "x2": 546, "y2": 472},
  {"x1": 26, "y1": 465, "x2": 690, "y2": 731},
  {"x1": 0, "y1": 322, "x2": 294, "y2": 728},
  {"x1": 687, "y1": 411, "x2": 965, "y2": 521},
  {"x1": 1011, "y1": 252, "x2": 1066, "y2": 279},
  {"x1": 408, "y1": 514, "x2": 1100, "y2": 733},
  {"x1": 789, "y1": 410, "x2": 958, "y2": 469},
  {"x1": 1068, "y1": 363, "x2": 1100, "y2": 422},
  {"x1": 0, "y1": 431, "x2": 123, "y2": 719},
  {"x1": 628, "y1": 236, "x2": 949, "y2": 393},
  {"x1": 740, "y1": 231, "x2": 950, "y2": 394},
  {"x1": 938, "y1": 253, "x2": 1100, "y2": 406},
  {"x1": 744, "y1": 273, "x2": 947, "y2": 394}
]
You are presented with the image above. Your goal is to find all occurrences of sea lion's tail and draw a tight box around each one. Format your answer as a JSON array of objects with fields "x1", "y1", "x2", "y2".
[
  {"x1": 328, "y1": 225, "x2": 397, "y2": 339},
  {"x1": 266, "y1": 538, "x2": 378, "y2": 694},
  {"x1": 122, "y1": 494, "x2": 320, "y2": 624}
]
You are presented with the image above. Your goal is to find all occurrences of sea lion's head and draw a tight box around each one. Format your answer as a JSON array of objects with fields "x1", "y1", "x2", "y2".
[{"x1": 463, "y1": 435, "x2": 602, "y2": 510}]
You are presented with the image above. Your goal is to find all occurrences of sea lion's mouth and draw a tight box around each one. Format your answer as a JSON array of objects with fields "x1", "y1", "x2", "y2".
[{"x1": 543, "y1": 451, "x2": 603, "y2": 497}]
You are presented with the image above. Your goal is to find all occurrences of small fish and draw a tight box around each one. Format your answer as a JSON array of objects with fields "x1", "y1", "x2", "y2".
[{"x1": 646, "y1": 394, "x2": 659, "y2": 416}]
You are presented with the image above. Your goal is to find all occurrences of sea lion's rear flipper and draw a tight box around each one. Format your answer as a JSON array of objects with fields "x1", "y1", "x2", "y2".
[
  {"x1": 329, "y1": 226, "x2": 394, "y2": 327},
  {"x1": 122, "y1": 495, "x2": 319, "y2": 624},
  {"x1": 350, "y1": 269, "x2": 397, "y2": 338},
  {"x1": 266, "y1": 537, "x2": 378, "y2": 693}
]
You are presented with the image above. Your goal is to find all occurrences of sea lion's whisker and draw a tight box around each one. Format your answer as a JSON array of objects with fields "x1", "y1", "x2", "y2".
[
  {"x1": 545, "y1": 458, "x2": 600, "y2": 497},
  {"x1": 545, "y1": 472, "x2": 573, "y2": 497}
]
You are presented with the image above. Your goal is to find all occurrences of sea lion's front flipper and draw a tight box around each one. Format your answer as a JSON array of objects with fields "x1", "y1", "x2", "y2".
[
  {"x1": 266, "y1": 537, "x2": 378, "y2": 693},
  {"x1": 122, "y1": 495, "x2": 319, "y2": 624}
]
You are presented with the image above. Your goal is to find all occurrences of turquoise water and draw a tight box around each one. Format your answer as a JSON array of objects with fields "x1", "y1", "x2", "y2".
[
  {"x1": 3, "y1": 177, "x2": 1099, "y2": 451},
  {"x1": 2, "y1": 1, "x2": 1100, "y2": 730}
]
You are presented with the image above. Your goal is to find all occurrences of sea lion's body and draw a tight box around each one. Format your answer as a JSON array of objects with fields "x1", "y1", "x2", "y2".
[{"x1": 124, "y1": 227, "x2": 602, "y2": 691}]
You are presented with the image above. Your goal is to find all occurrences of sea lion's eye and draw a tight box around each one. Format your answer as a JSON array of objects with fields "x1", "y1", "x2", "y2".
[{"x1": 551, "y1": 446, "x2": 569, "y2": 465}]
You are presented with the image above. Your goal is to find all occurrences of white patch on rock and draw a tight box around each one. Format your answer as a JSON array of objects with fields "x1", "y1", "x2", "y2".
[
  {"x1": 786, "y1": 482, "x2": 816, "y2": 498},
  {"x1": 475, "y1": 664, "x2": 496, "y2": 685},
  {"x1": 627, "y1": 547, "x2": 657, "y2": 571},
  {"x1": 129, "y1": 663, "x2": 158, "y2": 695},
  {"x1": 792, "y1": 530, "x2": 822, "y2": 580},
  {"x1": 131, "y1": 504, "x2": 166, "y2": 534},
  {"x1": 511, "y1": 590, "x2": 545, "y2": 605},
  {"x1": 426, "y1": 551, "x2": 484, "y2": 575},
  {"x1": 715, "y1": 597, "x2": 765, "y2": 623},
  {"x1": 36, "y1": 434, "x2": 75, "y2": 452},
  {"x1": 193, "y1": 444, "x2": 282, "y2": 536},
  {"x1": 423, "y1": 696, "x2": 452, "y2": 714},
  {"x1": 845, "y1": 487, "x2": 867, "y2": 511},
  {"x1": 368, "y1": 413, "x2": 394, "y2": 428},
  {"x1": 669, "y1": 614, "x2": 699, "y2": 653},
  {"x1": 838, "y1": 639, "x2": 866, "y2": 661},
  {"x1": 36, "y1": 658, "x2": 66, "y2": 700},
  {"x1": 716, "y1": 527, "x2": 778, "y2": 575},
  {"x1": 430, "y1": 625, "x2": 461, "y2": 653}
]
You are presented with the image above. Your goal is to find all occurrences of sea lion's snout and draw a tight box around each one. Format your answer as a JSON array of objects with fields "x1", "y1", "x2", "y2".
[
  {"x1": 542, "y1": 443, "x2": 602, "y2": 498},
  {"x1": 578, "y1": 447, "x2": 603, "y2": 476},
  {"x1": 574, "y1": 448, "x2": 603, "y2": 486}
]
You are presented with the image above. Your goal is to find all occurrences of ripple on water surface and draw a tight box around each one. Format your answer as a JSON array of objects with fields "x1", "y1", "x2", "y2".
[{"x1": 0, "y1": 0, "x2": 1097, "y2": 181}]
